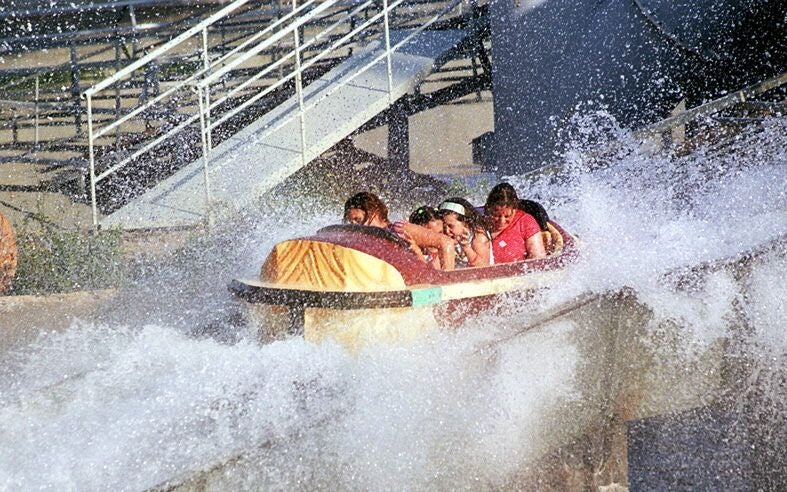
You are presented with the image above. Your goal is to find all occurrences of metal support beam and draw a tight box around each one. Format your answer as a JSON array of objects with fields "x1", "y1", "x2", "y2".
[
  {"x1": 70, "y1": 45, "x2": 82, "y2": 137},
  {"x1": 387, "y1": 108, "x2": 409, "y2": 171}
]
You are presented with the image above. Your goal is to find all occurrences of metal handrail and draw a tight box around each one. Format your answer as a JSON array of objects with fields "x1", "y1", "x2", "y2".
[
  {"x1": 82, "y1": 0, "x2": 305, "y2": 226},
  {"x1": 83, "y1": 0, "x2": 256, "y2": 97},
  {"x1": 83, "y1": 0, "x2": 462, "y2": 227},
  {"x1": 202, "y1": 0, "x2": 459, "y2": 142},
  {"x1": 89, "y1": 0, "x2": 314, "y2": 141},
  {"x1": 636, "y1": 71, "x2": 787, "y2": 136},
  {"x1": 205, "y1": 0, "x2": 377, "y2": 129},
  {"x1": 204, "y1": 0, "x2": 373, "y2": 106},
  {"x1": 189, "y1": 0, "x2": 399, "y2": 184},
  {"x1": 300, "y1": 0, "x2": 460, "y2": 111},
  {"x1": 198, "y1": 2, "x2": 335, "y2": 87},
  {"x1": 518, "y1": 70, "x2": 787, "y2": 185},
  {"x1": 211, "y1": 0, "x2": 398, "y2": 138}
]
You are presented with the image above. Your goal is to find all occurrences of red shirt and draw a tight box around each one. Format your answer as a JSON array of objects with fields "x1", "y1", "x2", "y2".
[{"x1": 491, "y1": 210, "x2": 542, "y2": 263}]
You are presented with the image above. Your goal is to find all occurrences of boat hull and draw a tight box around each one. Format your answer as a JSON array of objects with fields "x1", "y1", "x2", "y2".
[
  {"x1": 230, "y1": 222, "x2": 576, "y2": 350},
  {"x1": 232, "y1": 269, "x2": 566, "y2": 351}
]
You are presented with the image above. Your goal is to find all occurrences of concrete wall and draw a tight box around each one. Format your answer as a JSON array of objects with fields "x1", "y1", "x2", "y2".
[{"x1": 0, "y1": 290, "x2": 115, "y2": 355}]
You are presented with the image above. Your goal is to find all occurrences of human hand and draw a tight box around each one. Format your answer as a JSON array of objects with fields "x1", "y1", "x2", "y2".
[
  {"x1": 391, "y1": 220, "x2": 407, "y2": 235},
  {"x1": 395, "y1": 225, "x2": 419, "y2": 252}
]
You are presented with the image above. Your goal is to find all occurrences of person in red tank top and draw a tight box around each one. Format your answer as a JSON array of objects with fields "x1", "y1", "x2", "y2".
[{"x1": 485, "y1": 183, "x2": 546, "y2": 263}]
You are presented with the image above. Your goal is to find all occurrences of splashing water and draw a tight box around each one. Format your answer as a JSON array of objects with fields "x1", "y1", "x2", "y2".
[{"x1": 0, "y1": 115, "x2": 785, "y2": 489}]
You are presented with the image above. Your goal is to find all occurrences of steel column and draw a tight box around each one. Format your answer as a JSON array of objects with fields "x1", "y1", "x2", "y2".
[
  {"x1": 383, "y1": 0, "x2": 394, "y2": 104},
  {"x1": 87, "y1": 95, "x2": 98, "y2": 228},
  {"x1": 292, "y1": 0, "x2": 308, "y2": 167}
]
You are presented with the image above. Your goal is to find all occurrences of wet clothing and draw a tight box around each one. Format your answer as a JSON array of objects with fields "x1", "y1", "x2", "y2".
[
  {"x1": 491, "y1": 209, "x2": 542, "y2": 263},
  {"x1": 478, "y1": 200, "x2": 549, "y2": 231}
]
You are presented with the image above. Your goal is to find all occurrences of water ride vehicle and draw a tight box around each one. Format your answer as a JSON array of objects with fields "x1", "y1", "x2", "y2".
[{"x1": 230, "y1": 222, "x2": 577, "y2": 350}]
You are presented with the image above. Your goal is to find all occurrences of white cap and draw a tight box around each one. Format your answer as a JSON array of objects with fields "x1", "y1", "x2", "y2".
[{"x1": 438, "y1": 201, "x2": 467, "y2": 216}]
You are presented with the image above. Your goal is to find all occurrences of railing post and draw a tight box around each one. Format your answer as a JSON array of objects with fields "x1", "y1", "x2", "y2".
[
  {"x1": 114, "y1": 37, "x2": 122, "y2": 149},
  {"x1": 141, "y1": 61, "x2": 159, "y2": 133},
  {"x1": 34, "y1": 76, "x2": 40, "y2": 147},
  {"x1": 87, "y1": 95, "x2": 98, "y2": 228},
  {"x1": 276, "y1": 0, "x2": 285, "y2": 80},
  {"x1": 220, "y1": 20, "x2": 227, "y2": 59},
  {"x1": 382, "y1": 0, "x2": 394, "y2": 105},
  {"x1": 129, "y1": 4, "x2": 140, "y2": 58},
  {"x1": 292, "y1": 0, "x2": 307, "y2": 167},
  {"x1": 11, "y1": 111, "x2": 18, "y2": 146},
  {"x1": 196, "y1": 85, "x2": 214, "y2": 227},
  {"x1": 470, "y1": 55, "x2": 482, "y2": 102},
  {"x1": 70, "y1": 44, "x2": 82, "y2": 137},
  {"x1": 201, "y1": 26, "x2": 211, "y2": 73},
  {"x1": 202, "y1": 27, "x2": 213, "y2": 152},
  {"x1": 150, "y1": 60, "x2": 161, "y2": 97},
  {"x1": 199, "y1": 27, "x2": 214, "y2": 226}
]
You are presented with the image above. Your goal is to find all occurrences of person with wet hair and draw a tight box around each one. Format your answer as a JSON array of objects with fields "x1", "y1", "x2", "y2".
[
  {"x1": 343, "y1": 192, "x2": 456, "y2": 270},
  {"x1": 409, "y1": 205, "x2": 443, "y2": 232},
  {"x1": 408, "y1": 205, "x2": 446, "y2": 269},
  {"x1": 485, "y1": 183, "x2": 546, "y2": 262},
  {"x1": 438, "y1": 197, "x2": 493, "y2": 267},
  {"x1": 343, "y1": 191, "x2": 389, "y2": 227}
]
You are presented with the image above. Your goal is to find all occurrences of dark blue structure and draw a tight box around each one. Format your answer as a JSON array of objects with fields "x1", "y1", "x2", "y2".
[
  {"x1": 628, "y1": 404, "x2": 786, "y2": 491},
  {"x1": 488, "y1": 0, "x2": 787, "y2": 174}
]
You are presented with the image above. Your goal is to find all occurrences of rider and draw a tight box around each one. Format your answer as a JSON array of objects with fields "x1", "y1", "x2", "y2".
[
  {"x1": 409, "y1": 205, "x2": 446, "y2": 269},
  {"x1": 484, "y1": 183, "x2": 546, "y2": 263},
  {"x1": 438, "y1": 197, "x2": 493, "y2": 267},
  {"x1": 343, "y1": 192, "x2": 456, "y2": 270}
]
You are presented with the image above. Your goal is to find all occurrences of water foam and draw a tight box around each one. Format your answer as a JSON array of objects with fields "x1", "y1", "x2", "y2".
[{"x1": 1, "y1": 116, "x2": 785, "y2": 488}]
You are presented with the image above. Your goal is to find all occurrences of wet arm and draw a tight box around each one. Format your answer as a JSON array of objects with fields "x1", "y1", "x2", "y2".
[
  {"x1": 465, "y1": 234, "x2": 491, "y2": 267},
  {"x1": 402, "y1": 222, "x2": 456, "y2": 270},
  {"x1": 525, "y1": 233, "x2": 547, "y2": 259}
]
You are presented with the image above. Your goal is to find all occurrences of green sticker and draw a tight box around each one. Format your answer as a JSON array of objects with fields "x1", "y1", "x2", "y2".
[{"x1": 411, "y1": 287, "x2": 442, "y2": 307}]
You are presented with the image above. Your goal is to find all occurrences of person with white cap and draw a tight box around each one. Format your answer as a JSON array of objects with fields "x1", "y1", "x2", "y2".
[{"x1": 438, "y1": 197, "x2": 493, "y2": 267}]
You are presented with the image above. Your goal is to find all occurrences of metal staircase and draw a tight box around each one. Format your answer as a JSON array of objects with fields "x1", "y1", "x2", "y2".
[
  {"x1": 0, "y1": 0, "x2": 287, "y2": 196},
  {"x1": 78, "y1": 0, "x2": 479, "y2": 229}
]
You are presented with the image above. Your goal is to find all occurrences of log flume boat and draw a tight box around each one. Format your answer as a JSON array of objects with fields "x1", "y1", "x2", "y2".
[{"x1": 230, "y1": 222, "x2": 578, "y2": 350}]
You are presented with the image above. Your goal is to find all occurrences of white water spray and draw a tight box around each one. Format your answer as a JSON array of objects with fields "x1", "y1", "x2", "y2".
[{"x1": 1, "y1": 115, "x2": 785, "y2": 489}]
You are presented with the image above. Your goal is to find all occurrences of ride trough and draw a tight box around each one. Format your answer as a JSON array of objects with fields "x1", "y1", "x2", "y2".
[{"x1": 230, "y1": 222, "x2": 577, "y2": 351}]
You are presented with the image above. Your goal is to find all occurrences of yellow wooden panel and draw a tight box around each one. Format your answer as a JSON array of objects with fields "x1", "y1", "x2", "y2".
[{"x1": 261, "y1": 240, "x2": 406, "y2": 292}]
